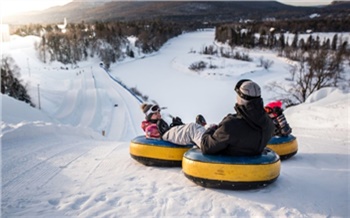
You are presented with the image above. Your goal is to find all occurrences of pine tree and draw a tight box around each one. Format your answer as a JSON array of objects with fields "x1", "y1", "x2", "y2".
[
  {"x1": 291, "y1": 32, "x2": 298, "y2": 49},
  {"x1": 331, "y1": 34, "x2": 338, "y2": 51},
  {"x1": 1, "y1": 55, "x2": 35, "y2": 107}
]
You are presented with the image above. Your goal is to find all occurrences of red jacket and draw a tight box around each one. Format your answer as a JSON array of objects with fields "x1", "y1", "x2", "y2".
[{"x1": 141, "y1": 120, "x2": 161, "y2": 138}]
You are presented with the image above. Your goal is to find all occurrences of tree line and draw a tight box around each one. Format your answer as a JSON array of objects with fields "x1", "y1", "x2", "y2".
[
  {"x1": 3, "y1": 20, "x2": 203, "y2": 107},
  {"x1": 5, "y1": 18, "x2": 349, "y2": 107},
  {"x1": 215, "y1": 19, "x2": 349, "y2": 105},
  {"x1": 13, "y1": 20, "x2": 200, "y2": 69}
]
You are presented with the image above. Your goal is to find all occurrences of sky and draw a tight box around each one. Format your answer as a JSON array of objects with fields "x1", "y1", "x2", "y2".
[
  {"x1": 1, "y1": 0, "x2": 335, "y2": 17},
  {"x1": 1, "y1": 0, "x2": 72, "y2": 17},
  {"x1": 1, "y1": 29, "x2": 349, "y2": 217}
]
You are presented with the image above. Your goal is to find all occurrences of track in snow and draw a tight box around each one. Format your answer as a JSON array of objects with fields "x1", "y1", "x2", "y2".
[{"x1": 50, "y1": 65, "x2": 143, "y2": 140}]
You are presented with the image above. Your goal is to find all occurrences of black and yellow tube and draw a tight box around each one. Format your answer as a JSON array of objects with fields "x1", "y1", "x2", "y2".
[
  {"x1": 130, "y1": 135, "x2": 193, "y2": 167},
  {"x1": 182, "y1": 148, "x2": 281, "y2": 190},
  {"x1": 267, "y1": 134, "x2": 298, "y2": 160}
]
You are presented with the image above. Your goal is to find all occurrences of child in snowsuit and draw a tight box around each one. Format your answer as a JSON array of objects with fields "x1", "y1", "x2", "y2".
[
  {"x1": 140, "y1": 104, "x2": 163, "y2": 139},
  {"x1": 140, "y1": 104, "x2": 207, "y2": 146},
  {"x1": 264, "y1": 100, "x2": 292, "y2": 137}
]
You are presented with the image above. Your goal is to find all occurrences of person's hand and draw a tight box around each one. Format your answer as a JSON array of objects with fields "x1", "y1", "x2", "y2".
[
  {"x1": 157, "y1": 119, "x2": 169, "y2": 136},
  {"x1": 170, "y1": 116, "x2": 184, "y2": 127},
  {"x1": 173, "y1": 116, "x2": 183, "y2": 124},
  {"x1": 273, "y1": 107, "x2": 283, "y2": 116}
]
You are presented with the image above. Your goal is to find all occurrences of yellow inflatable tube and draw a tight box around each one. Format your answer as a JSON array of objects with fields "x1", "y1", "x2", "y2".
[
  {"x1": 130, "y1": 135, "x2": 193, "y2": 167},
  {"x1": 267, "y1": 134, "x2": 298, "y2": 160},
  {"x1": 182, "y1": 148, "x2": 281, "y2": 190}
]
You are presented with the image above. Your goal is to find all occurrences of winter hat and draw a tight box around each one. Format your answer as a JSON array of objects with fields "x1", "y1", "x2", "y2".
[
  {"x1": 235, "y1": 79, "x2": 261, "y2": 105},
  {"x1": 265, "y1": 100, "x2": 283, "y2": 117},
  {"x1": 141, "y1": 103, "x2": 160, "y2": 121}
]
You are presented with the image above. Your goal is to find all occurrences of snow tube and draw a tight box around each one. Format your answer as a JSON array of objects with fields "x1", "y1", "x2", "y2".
[
  {"x1": 182, "y1": 148, "x2": 281, "y2": 190},
  {"x1": 267, "y1": 134, "x2": 298, "y2": 160},
  {"x1": 130, "y1": 135, "x2": 193, "y2": 167}
]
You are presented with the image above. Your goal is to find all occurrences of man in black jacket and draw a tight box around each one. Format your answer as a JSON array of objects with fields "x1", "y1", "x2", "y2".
[{"x1": 201, "y1": 79, "x2": 275, "y2": 156}]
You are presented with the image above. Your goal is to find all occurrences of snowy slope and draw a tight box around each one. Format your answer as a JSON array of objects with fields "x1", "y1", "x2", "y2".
[{"x1": 1, "y1": 29, "x2": 349, "y2": 217}]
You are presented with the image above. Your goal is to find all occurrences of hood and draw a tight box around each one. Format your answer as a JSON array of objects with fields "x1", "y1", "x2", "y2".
[{"x1": 234, "y1": 98, "x2": 271, "y2": 130}]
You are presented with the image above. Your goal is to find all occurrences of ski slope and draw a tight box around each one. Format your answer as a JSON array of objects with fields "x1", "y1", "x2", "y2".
[
  {"x1": 44, "y1": 64, "x2": 143, "y2": 140},
  {"x1": 1, "y1": 29, "x2": 349, "y2": 217}
]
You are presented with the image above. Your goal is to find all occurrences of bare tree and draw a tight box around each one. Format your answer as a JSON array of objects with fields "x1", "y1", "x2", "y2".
[
  {"x1": 258, "y1": 56, "x2": 274, "y2": 70},
  {"x1": 267, "y1": 48, "x2": 346, "y2": 106},
  {"x1": 266, "y1": 58, "x2": 308, "y2": 106}
]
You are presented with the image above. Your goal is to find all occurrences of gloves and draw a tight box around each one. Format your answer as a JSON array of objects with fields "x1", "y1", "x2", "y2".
[
  {"x1": 157, "y1": 119, "x2": 170, "y2": 136},
  {"x1": 170, "y1": 116, "x2": 184, "y2": 128},
  {"x1": 273, "y1": 107, "x2": 283, "y2": 116}
]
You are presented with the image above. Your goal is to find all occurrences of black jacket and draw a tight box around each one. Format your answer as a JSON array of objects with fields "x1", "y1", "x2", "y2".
[{"x1": 201, "y1": 98, "x2": 275, "y2": 156}]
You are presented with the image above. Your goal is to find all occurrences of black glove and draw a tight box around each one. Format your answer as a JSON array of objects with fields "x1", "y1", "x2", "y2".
[
  {"x1": 157, "y1": 119, "x2": 170, "y2": 136},
  {"x1": 273, "y1": 107, "x2": 283, "y2": 116},
  {"x1": 170, "y1": 116, "x2": 184, "y2": 127}
]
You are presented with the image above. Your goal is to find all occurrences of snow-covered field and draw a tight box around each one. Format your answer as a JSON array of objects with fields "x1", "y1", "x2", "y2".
[{"x1": 1, "y1": 29, "x2": 349, "y2": 217}]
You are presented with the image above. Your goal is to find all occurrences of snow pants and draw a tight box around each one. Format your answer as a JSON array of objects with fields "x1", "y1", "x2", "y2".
[{"x1": 162, "y1": 123, "x2": 206, "y2": 148}]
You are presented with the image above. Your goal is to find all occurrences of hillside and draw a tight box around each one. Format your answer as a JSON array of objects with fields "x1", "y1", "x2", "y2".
[
  {"x1": 3, "y1": 1, "x2": 350, "y2": 25},
  {"x1": 2, "y1": 29, "x2": 349, "y2": 217}
]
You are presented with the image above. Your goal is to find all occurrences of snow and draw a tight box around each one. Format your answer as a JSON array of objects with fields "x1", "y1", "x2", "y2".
[
  {"x1": 1, "y1": 29, "x2": 349, "y2": 217},
  {"x1": 309, "y1": 13, "x2": 320, "y2": 19}
]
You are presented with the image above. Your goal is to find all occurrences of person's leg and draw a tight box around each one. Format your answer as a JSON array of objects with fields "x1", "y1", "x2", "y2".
[
  {"x1": 189, "y1": 123, "x2": 206, "y2": 148},
  {"x1": 162, "y1": 124, "x2": 192, "y2": 145},
  {"x1": 162, "y1": 123, "x2": 205, "y2": 147}
]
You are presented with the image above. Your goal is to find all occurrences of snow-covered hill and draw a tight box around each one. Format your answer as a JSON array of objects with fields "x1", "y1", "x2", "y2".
[{"x1": 1, "y1": 29, "x2": 349, "y2": 217}]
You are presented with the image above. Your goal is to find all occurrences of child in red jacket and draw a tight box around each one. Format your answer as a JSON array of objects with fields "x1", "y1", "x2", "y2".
[
  {"x1": 140, "y1": 104, "x2": 163, "y2": 138},
  {"x1": 140, "y1": 103, "x2": 208, "y2": 147},
  {"x1": 264, "y1": 100, "x2": 292, "y2": 137}
]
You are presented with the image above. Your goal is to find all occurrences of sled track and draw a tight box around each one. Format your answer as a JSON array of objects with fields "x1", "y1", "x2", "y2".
[
  {"x1": 2, "y1": 141, "x2": 92, "y2": 200},
  {"x1": 98, "y1": 68, "x2": 140, "y2": 139},
  {"x1": 82, "y1": 143, "x2": 123, "y2": 183},
  {"x1": 1, "y1": 139, "x2": 76, "y2": 186}
]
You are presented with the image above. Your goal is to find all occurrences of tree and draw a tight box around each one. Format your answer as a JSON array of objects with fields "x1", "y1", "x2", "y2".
[
  {"x1": 291, "y1": 32, "x2": 298, "y2": 49},
  {"x1": 37, "y1": 36, "x2": 47, "y2": 63},
  {"x1": 1, "y1": 55, "x2": 35, "y2": 107},
  {"x1": 276, "y1": 34, "x2": 285, "y2": 56},
  {"x1": 267, "y1": 48, "x2": 346, "y2": 106},
  {"x1": 331, "y1": 34, "x2": 338, "y2": 51}
]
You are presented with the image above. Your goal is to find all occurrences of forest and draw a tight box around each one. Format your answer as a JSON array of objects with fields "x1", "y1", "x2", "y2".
[{"x1": 2, "y1": 17, "x2": 349, "y2": 106}]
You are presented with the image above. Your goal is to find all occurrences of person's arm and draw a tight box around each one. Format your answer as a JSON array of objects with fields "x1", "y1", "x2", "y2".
[
  {"x1": 145, "y1": 124, "x2": 161, "y2": 138},
  {"x1": 201, "y1": 121, "x2": 230, "y2": 154},
  {"x1": 170, "y1": 116, "x2": 183, "y2": 127},
  {"x1": 156, "y1": 119, "x2": 170, "y2": 136},
  {"x1": 273, "y1": 107, "x2": 292, "y2": 136}
]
